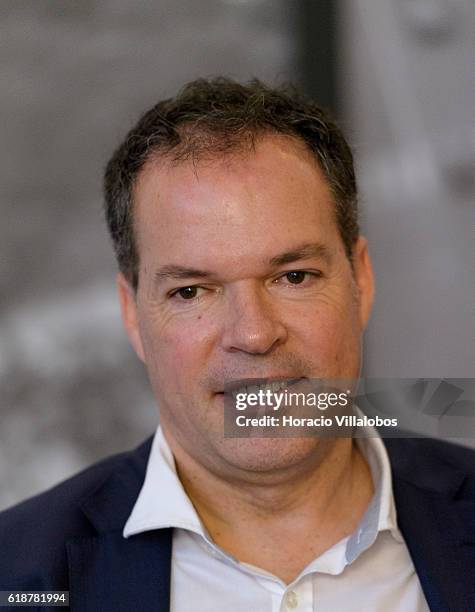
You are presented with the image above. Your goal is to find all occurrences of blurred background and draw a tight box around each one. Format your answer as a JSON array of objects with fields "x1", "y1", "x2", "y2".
[{"x1": 1, "y1": 0, "x2": 474, "y2": 510}]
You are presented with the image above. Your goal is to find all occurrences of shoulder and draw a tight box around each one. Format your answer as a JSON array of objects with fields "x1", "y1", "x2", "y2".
[
  {"x1": 0, "y1": 437, "x2": 152, "y2": 590},
  {"x1": 385, "y1": 436, "x2": 475, "y2": 468},
  {"x1": 384, "y1": 436, "x2": 475, "y2": 494}
]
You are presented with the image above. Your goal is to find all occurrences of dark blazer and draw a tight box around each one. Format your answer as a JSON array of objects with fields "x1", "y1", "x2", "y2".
[{"x1": 1, "y1": 436, "x2": 474, "y2": 612}]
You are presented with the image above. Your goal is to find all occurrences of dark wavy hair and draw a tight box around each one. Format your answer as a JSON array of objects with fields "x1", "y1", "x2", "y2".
[{"x1": 104, "y1": 77, "x2": 359, "y2": 290}]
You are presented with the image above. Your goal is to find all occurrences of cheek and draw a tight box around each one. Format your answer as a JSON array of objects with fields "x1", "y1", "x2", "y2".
[
  {"x1": 292, "y1": 296, "x2": 361, "y2": 369},
  {"x1": 139, "y1": 311, "x2": 216, "y2": 385}
]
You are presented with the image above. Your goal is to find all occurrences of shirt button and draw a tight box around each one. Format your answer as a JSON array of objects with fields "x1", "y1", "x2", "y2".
[{"x1": 285, "y1": 590, "x2": 298, "y2": 609}]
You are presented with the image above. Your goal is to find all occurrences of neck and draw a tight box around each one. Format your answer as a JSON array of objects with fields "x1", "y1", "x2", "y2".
[{"x1": 162, "y1": 428, "x2": 374, "y2": 583}]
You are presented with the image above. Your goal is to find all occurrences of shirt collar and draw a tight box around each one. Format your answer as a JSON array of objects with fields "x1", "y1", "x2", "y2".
[
  {"x1": 124, "y1": 427, "x2": 205, "y2": 538},
  {"x1": 346, "y1": 429, "x2": 403, "y2": 565},
  {"x1": 123, "y1": 412, "x2": 403, "y2": 563}
]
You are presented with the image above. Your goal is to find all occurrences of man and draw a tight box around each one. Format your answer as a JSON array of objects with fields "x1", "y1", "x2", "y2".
[{"x1": 1, "y1": 78, "x2": 474, "y2": 611}]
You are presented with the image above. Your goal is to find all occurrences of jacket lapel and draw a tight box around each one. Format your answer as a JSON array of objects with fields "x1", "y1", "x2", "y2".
[
  {"x1": 385, "y1": 438, "x2": 475, "y2": 612},
  {"x1": 67, "y1": 438, "x2": 173, "y2": 612}
]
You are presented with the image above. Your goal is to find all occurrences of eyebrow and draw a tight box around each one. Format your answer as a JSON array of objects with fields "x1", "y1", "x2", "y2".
[
  {"x1": 154, "y1": 242, "x2": 332, "y2": 284},
  {"x1": 154, "y1": 265, "x2": 212, "y2": 282},
  {"x1": 268, "y1": 242, "x2": 332, "y2": 267}
]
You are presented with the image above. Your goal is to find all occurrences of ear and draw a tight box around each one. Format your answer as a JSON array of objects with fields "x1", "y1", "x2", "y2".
[
  {"x1": 117, "y1": 272, "x2": 145, "y2": 362},
  {"x1": 352, "y1": 236, "x2": 375, "y2": 330}
]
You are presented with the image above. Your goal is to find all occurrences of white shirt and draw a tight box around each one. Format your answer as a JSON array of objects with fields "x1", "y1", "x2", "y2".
[{"x1": 124, "y1": 426, "x2": 430, "y2": 611}]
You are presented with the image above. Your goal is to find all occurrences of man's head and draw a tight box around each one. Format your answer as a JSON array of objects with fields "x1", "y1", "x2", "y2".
[{"x1": 104, "y1": 78, "x2": 374, "y2": 480}]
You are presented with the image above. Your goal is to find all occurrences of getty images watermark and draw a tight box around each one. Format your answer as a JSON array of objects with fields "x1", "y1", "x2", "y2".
[{"x1": 222, "y1": 378, "x2": 475, "y2": 438}]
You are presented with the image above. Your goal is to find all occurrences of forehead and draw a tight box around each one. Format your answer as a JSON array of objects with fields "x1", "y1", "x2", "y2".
[{"x1": 133, "y1": 134, "x2": 342, "y2": 272}]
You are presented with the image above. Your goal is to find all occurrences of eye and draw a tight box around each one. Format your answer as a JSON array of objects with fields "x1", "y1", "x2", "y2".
[
  {"x1": 171, "y1": 286, "x2": 202, "y2": 300},
  {"x1": 276, "y1": 270, "x2": 321, "y2": 286}
]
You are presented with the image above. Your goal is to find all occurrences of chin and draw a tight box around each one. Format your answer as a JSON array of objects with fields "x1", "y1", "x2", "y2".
[{"x1": 215, "y1": 436, "x2": 323, "y2": 475}]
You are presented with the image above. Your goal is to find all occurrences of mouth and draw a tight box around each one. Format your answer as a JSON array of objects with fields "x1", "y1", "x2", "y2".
[{"x1": 215, "y1": 376, "x2": 306, "y2": 397}]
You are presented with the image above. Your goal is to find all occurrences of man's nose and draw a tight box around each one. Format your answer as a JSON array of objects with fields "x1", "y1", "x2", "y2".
[{"x1": 220, "y1": 286, "x2": 288, "y2": 355}]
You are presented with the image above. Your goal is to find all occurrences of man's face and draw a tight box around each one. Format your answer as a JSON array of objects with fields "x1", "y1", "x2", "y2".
[{"x1": 119, "y1": 135, "x2": 374, "y2": 477}]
